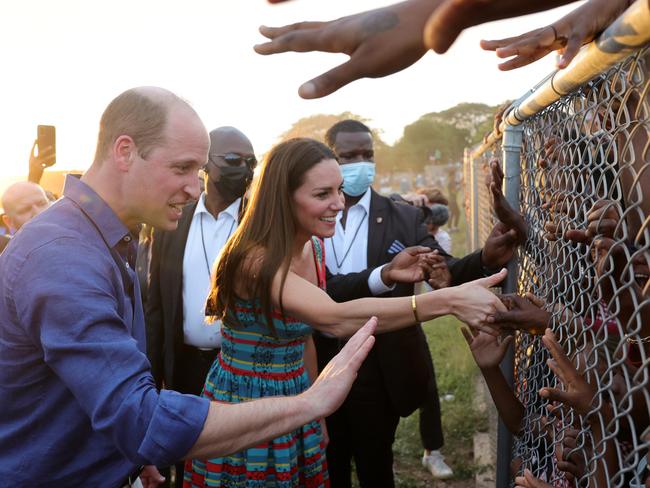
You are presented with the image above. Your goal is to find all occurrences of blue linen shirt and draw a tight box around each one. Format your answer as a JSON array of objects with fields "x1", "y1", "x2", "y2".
[{"x1": 0, "y1": 176, "x2": 210, "y2": 487}]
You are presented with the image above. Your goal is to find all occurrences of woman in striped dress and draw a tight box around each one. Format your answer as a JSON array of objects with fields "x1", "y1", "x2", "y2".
[{"x1": 184, "y1": 138, "x2": 507, "y2": 487}]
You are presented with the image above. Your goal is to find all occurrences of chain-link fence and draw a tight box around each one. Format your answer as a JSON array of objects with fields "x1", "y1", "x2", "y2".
[{"x1": 464, "y1": 1, "x2": 650, "y2": 486}]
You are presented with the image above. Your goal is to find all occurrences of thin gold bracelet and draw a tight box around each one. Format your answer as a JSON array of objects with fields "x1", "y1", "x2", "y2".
[{"x1": 411, "y1": 294, "x2": 421, "y2": 323}]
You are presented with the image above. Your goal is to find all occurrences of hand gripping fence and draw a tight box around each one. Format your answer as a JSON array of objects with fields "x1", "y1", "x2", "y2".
[{"x1": 465, "y1": 1, "x2": 650, "y2": 486}]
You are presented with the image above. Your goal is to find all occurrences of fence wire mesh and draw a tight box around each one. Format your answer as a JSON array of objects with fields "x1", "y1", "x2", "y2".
[{"x1": 465, "y1": 46, "x2": 650, "y2": 487}]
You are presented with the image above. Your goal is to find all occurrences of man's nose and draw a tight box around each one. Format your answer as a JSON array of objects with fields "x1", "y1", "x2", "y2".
[{"x1": 186, "y1": 174, "x2": 201, "y2": 200}]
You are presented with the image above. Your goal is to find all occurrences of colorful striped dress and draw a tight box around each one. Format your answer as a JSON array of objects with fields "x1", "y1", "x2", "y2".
[{"x1": 184, "y1": 237, "x2": 329, "y2": 488}]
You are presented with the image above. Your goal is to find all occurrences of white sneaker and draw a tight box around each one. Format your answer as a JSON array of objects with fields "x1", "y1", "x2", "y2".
[{"x1": 422, "y1": 451, "x2": 453, "y2": 479}]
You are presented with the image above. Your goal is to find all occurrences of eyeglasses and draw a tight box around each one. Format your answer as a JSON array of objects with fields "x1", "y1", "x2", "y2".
[{"x1": 210, "y1": 153, "x2": 257, "y2": 168}]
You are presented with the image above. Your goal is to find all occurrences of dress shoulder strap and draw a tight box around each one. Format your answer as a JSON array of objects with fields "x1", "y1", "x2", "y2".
[{"x1": 310, "y1": 236, "x2": 327, "y2": 290}]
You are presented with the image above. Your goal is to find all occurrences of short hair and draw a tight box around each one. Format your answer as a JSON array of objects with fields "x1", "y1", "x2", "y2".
[
  {"x1": 417, "y1": 187, "x2": 449, "y2": 205},
  {"x1": 1, "y1": 182, "x2": 47, "y2": 215},
  {"x1": 325, "y1": 119, "x2": 371, "y2": 149},
  {"x1": 93, "y1": 88, "x2": 185, "y2": 163},
  {"x1": 426, "y1": 204, "x2": 450, "y2": 226}
]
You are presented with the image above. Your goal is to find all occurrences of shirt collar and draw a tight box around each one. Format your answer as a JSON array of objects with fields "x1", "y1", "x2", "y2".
[
  {"x1": 62, "y1": 175, "x2": 133, "y2": 248},
  {"x1": 194, "y1": 193, "x2": 241, "y2": 222},
  {"x1": 345, "y1": 187, "x2": 371, "y2": 214}
]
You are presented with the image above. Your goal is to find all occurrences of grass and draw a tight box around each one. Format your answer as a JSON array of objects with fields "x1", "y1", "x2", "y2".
[
  {"x1": 389, "y1": 193, "x2": 489, "y2": 486},
  {"x1": 392, "y1": 315, "x2": 486, "y2": 487}
]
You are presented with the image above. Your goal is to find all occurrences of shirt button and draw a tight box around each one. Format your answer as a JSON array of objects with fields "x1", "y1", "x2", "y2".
[{"x1": 124, "y1": 235, "x2": 132, "y2": 242}]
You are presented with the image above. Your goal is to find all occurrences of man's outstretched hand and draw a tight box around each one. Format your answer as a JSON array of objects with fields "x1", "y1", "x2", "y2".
[
  {"x1": 254, "y1": 0, "x2": 438, "y2": 99},
  {"x1": 304, "y1": 317, "x2": 377, "y2": 419}
]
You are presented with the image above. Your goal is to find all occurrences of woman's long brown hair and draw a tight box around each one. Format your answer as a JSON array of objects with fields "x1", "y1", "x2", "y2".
[{"x1": 206, "y1": 138, "x2": 337, "y2": 334}]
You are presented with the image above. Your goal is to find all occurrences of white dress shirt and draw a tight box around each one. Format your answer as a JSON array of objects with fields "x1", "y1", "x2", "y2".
[
  {"x1": 435, "y1": 229, "x2": 452, "y2": 254},
  {"x1": 182, "y1": 194, "x2": 240, "y2": 349},
  {"x1": 324, "y1": 188, "x2": 394, "y2": 294}
]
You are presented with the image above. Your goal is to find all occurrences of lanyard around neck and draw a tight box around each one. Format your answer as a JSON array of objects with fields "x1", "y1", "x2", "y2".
[
  {"x1": 331, "y1": 211, "x2": 367, "y2": 270},
  {"x1": 200, "y1": 212, "x2": 236, "y2": 277}
]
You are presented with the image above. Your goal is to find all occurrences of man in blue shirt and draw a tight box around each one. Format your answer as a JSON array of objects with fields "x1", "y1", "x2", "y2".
[{"x1": 0, "y1": 86, "x2": 377, "y2": 487}]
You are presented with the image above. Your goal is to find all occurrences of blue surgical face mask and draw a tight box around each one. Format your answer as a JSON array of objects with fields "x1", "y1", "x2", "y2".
[{"x1": 340, "y1": 161, "x2": 375, "y2": 197}]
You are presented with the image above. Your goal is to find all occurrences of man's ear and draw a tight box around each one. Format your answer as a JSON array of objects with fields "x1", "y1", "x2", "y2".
[
  {"x1": 112, "y1": 135, "x2": 137, "y2": 172},
  {"x1": 2, "y1": 213, "x2": 13, "y2": 231}
]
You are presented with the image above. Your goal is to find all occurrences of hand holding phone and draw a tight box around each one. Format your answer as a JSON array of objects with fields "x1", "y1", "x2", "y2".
[{"x1": 35, "y1": 125, "x2": 56, "y2": 168}]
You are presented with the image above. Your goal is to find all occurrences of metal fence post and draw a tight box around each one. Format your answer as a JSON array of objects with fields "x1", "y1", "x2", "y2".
[
  {"x1": 471, "y1": 155, "x2": 480, "y2": 251},
  {"x1": 495, "y1": 123, "x2": 523, "y2": 488}
]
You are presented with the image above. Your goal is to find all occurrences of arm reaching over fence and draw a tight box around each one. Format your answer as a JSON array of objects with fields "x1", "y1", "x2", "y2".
[
  {"x1": 254, "y1": 0, "x2": 438, "y2": 99},
  {"x1": 480, "y1": 0, "x2": 634, "y2": 70},
  {"x1": 423, "y1": 0, "x2": 578, "y2": 54}
]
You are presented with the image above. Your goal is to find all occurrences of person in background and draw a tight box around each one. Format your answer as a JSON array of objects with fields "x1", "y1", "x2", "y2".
[
  {"x1": 318, "y1": 119, "x2": 522, "y2": 486},
  {"x1": 1, "y1": 181, "x2": 50, "y2": 236},
  {"x1": 185, "y1": 136, "x2": 507, "y2": 487},
  {"x1": 422, "y1": 203, "x2": 452, "y2": 254},
  {"x1": 146, "y1": 126, "x2": 256, "y2": 487}
]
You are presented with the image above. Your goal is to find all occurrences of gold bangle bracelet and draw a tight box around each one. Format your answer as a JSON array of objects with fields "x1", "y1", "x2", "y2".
[{"x1": 411, "y1": 294, "x2": 421, "y2": 323}]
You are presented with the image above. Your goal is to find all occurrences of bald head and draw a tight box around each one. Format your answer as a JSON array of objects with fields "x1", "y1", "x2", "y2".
[
  {"x1": 93, "y1": 86, "x2": 201, "y2": 164},
  {"x1": 208, "y1": 126, "x2": 254, "y2": 158},
  {"x1": 1, "y1": 182, "x2": 50, "y2": 232}
]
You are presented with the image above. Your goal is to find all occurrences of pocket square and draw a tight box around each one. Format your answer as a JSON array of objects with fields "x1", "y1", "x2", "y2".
[{"x1": 387, "y1": 240, "x2": 406, "y2": 254}]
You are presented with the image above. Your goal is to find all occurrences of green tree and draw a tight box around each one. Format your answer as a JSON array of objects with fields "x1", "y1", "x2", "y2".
[
  {"x1": 277, "y1": 113, "x2": 393, "y2": 172},
  {"x1": 392, "y1": 118, "x2": 469, "y2": 171}
]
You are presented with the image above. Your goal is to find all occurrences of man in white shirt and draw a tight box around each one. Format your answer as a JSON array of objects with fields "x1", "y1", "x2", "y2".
[
  {"x1": 321, "y1": 119, "x2": 522, "y2": 487},
  {"x1": 145, "y1": 126, "x2": 256, "y2": 487}
]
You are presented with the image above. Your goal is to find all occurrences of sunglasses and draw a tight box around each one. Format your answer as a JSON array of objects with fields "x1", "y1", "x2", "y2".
[{"x1": 211, "y1": 153, "x2": 257, "y2": 168}]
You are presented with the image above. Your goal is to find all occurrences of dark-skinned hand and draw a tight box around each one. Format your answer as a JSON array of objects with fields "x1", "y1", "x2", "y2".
[
  {"x1": 461, "y1": 327, "x2": 513, "y2": 370},
  {"x1": 423, "y1": 0, "x2": 577, "y2": 54},
  {"x1": 426, "y1": 253, "x2": 451, "y2": 289},
  {"x1": 254, "y1": 0, "x2": 438, "y2": 99},
  {"x1": 480, "y1": 0, "x2": 633, "y2": 71},
  {"x1": 381, "y1": 246, "x2": 441, "y2": 286},
  {"x1": 555, "y1": 427, "x2": 586, "y2": 482},
  {"x1": 514, "y1": 469, "x2": 555, "y2": 488},
  {"x1": 481, "y1": 221, "x2": 519, "y2": 268},
  {"x1": 487, "y1": 158, "x2": 527, "y2": 244},
  {"x1": 488, "y1": 293, "x2": 550, "y2": 335},
  {"x1": 565, "y1": 199, "x2": 622, "y2": 243},
  {"x1": 539, "y1": 329, "x2": 597, "y2": 417}
]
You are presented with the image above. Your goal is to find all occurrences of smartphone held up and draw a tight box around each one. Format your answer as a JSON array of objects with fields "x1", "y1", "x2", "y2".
[{"x1": 36, "y1": 125, "x2": 56, "y2": 168}]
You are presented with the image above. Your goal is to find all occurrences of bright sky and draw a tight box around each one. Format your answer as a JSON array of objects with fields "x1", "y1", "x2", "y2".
[{"x1": 0, "y1": 0, "x2": 578, "y2": 191}]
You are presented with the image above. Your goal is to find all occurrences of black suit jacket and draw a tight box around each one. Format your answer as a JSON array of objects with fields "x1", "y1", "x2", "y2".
[
  {"x1": 145, "y1": 203, "x2": 197, "y2": 389},
  {"x1": 145, "y1": 200, "x2": 372, "y2": 390},
  {"x1": 325, "y1": 189, "x2": 484, "y2": 417}
]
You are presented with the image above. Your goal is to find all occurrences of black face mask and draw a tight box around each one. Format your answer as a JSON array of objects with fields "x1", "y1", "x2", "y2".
[{"x1": 211, "y1": 165, "x2": 254, "y2": 202}]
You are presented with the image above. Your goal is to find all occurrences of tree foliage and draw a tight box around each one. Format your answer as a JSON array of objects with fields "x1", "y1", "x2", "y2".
[
  {"x1": 274, "y1": 102, "x2": 505, "y2": 174},
  {"x1": 277, "y1": 112, "x2": 392, "y2": 171}
]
